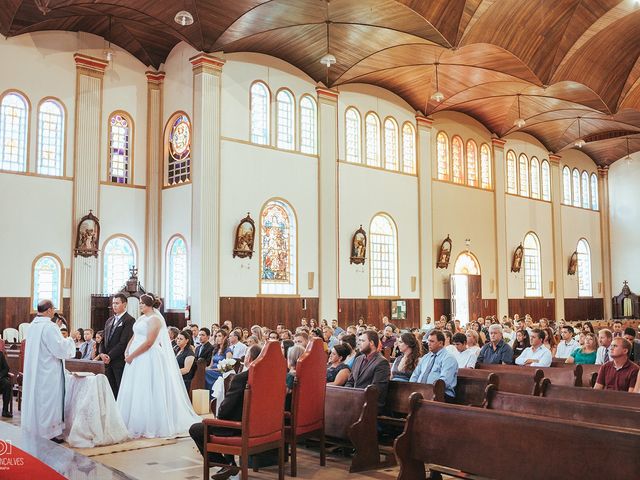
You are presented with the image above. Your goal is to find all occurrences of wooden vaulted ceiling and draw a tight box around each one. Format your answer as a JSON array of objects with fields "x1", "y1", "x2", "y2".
[{"x1": 3, "y1": 0, "x2": 640, "y2": 166}]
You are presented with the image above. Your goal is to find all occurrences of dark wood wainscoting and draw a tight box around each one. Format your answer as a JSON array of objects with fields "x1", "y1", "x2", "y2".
[
  {"x1": 435, "y1": 298, "x2": 498, "y2": 322},
  {"x1": 434, "y1": 299, "x2": 450, "y2": 323},
  {"x1": 480, "y1": 299, "x2": 498, "y2": 318},
  {"x1": 564, "y1": 298, "x2": 604, "y2": 321},
  {"x1": 338, "y1": 298, "x2": 420, "y2": 329},
  {"x1": 0, "y1": 297, "x2": 70, "y2": 331},
  {"x1": 90, "y1": 295, "x2": 185, "y2": 331},
  {"x1": 220, "y1": 297, "x2": 319, "y2": 331},
  {"x1": 508, "y1": 298, "x2": 555, "y2": 321}
]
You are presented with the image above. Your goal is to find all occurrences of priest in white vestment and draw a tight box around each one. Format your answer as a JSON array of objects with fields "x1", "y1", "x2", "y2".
[{"x1": 21, "y1": 299, "x2": 76, "y2": 441}]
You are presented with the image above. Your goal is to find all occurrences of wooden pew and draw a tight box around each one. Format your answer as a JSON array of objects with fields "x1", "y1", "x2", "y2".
[
  {"x1": 190, "y1": 358, "x2": 207, "y2": 392},
  {"x1": 477, "y1": 362, "x2": 581, "y2": 387},
  {"x1": 394, "y1": 394, "x2": 640, "y2": 480},
  {"x1": 484, "y1": 384, "x2": 640, "y2": 429},
  {"x1": 324, "y1": 385, "x2": 393, "y2": 473},
  {"x1": 460, "y1": 367, "x2": 543, "y2": 395},
  {"x1": 453, "y1": 372, "x2": 499, "y2": 406},
  {"x1": 541, "y1": 383, "x2": 640, "y2": 409},
  {"x1": 65, "y1": 359, "x2": 105, "y2": 375},
  {"x1": 379, "y1": 380, "x2": 445, "y2": 427},
  {"x1": 579, "y1": 364, "x2": 600, "y2": 388}
]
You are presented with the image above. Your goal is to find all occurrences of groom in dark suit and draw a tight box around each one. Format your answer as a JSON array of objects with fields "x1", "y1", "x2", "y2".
[{"x1": 100, "y1": 293, "x2": 134, "y2": 399}]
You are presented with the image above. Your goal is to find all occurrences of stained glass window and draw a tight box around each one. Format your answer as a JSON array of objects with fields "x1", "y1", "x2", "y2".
[
  {"x1": 524, "y1": 232, "x2": 541, "y2": 297},
  {"x1": 365, "y1": 113, "x2": 380, "y2": 167},
  {"x1": 572, "y1": 168, "x2": 580, "y2": 207},
  {"x1": 103, "y1": 237, "x2": 136, "y2": 294},
  {"x1": 345, "y1": 107, "x2": 361, "y2": 163},
  {"x1": 519, "y1": 153, "x2": 529, "y2": 196},
  {"x1": 480, "y1": 143, "x2": 491, "y2": 189},
  {"x1": 37, "y1": 100, "x2": 64, "y2": 176},
  {"x1": 577, "y1": 239, "x2": 592, "y2": 297},
  {"x1": 300, "y1": 96, "x2": 317, "y2": 154},
  {"x1": 166, "y1": 236, "x2": 188, "y2": 309},
  {"x1": 276, "y1": 89, "x2": 294, "y2": 150},
  {"x1": 167, "y1": 114, "x2": 191, "y2": 185},
  {"x1": 590, "y1": 173, "x2": 598, "y2": 210},
  {"x1": 506, "y1": 150, "x2": 517, "y2": 194},
  {"x1": 562, "y1": 166, "x2": 571, "y2": 204},
  {"x1": 0, "y1": 92, "x2": 28, "y2": 172},
  {"x1": 530, "y1": 157, "x2": 540, "y2": 199},
  {"x1": 436, "y1": 131, "x2": 449, "y2": 180},
  {"x1": 402, "y1": 122, "x2": 415, "y2": 174},
  {"x1": 32, "y1": 255, "x2": 61, "y2": 310},
  {"x1": 250, "y1": 82, "x2": 269, "y2": 145},
  {"x1": 466, "y1": 139, "x2": 478, "y2": 187},
  {"x1": 370, "y1": 214, "x2": 398, "y2": 297},
  {"x1": 454, "y1": 252, "x2": 480, "y2": 275},
  {"x1": 581, "y1": 171, "x2": 590, "y2": 208},
  {"x1": 260, "y1": 200, "x2": 297, "y2": 295},
  {"x1": 541, "y1": 160, "x2": 551, "y2": 201},
  {"x1": 452, "y1": 136, "x2": 464, "y2": 184},
  {"x1": 109, "y1": 112, "x2": 131, "y2": 184},
  {"x1": 384, "y1": 118, "x2": 399, "y2": 170}
]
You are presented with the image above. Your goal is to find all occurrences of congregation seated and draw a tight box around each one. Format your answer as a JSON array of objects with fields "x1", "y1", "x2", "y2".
[
  {"x1": 511, "y1": 329, "x2": 530, "y2": 362},
  {"x1": 168, "y1": 326, "x2": 180, "y2": 353},
  {"x1": 565, "y1": 332, "x2": 597, "y2": 365},
  {"x1": 228, "y1": 330, "x2": 247, "y2": 359},
  {"x1": 445, "y1": 333, "x2": 477, "y2": 369},
  {"x1": 391, "y1": 332, "x2": 422, "y2": 381},
  {"x1": 91, "y1": 330, "x2": 104, "y2": 360},
  {"x1": 205, "y1": 330, "x2": 233, "y2": 390},
  {"x1": 623, "y1": 327, "x2": 640, "y2": 363},
  {"x1": 194, "y1": 328, "x2": 214, "y2": 365},
  {"x1": 556, "y1": 325, "x2": 580, "y2": 358},
  {"x1": 345, "y1": 330, "x2": 390, "y2": 412},
  {"x1": 380, "y1": 324, "x2": 397, "y2": 351},
  {"x1": 0, "y1": 349, "x2": 11, "y2": 417},
  {"x1": 595, "y1": 328, "x2": 613, "y2": 364},
  {"x1": 326, "y1": 343, "x2": 351, "y2": 386},
  {"x1": 515, "y1": 328, "x2": 552, "y2": 367},
  {"x1": 477, "y1": 324, "x2": 514, "y2": 365},
  {"x1": 340, "y1": 333, "x2": 359, "y2": 368},
  {"x1": 410, "y1": 330, "x2": 457, "y2": 402},
  {"x1": 175, "y1": 330, "x2": 196, "y2": 391},
  {"x1": 594, "y1": 337, "x2": 639, "y2": 392},
  {"x1": 464, "y1": 329, "x2": 481, "y2": 356}
]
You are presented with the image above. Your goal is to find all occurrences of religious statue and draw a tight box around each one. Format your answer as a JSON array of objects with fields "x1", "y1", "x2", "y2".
[
  {"x1": 350, "y1": 226, "x2": 367, "y2": 265},
  {"x1": 233, "y1": 213, "x2": 255, "y2": 259},
  {"x1": 74, "y1": 210, "x2": 100, "y2": 258},
  {"x1": 511, "y1": 244, "x2": 523, "y2": 273},
  {"x1": 567, "y1": 251, "x2": 578, "y2": 275},
  {"x1": 436, "y1": 235, "x2": 452, "y2": 269}
]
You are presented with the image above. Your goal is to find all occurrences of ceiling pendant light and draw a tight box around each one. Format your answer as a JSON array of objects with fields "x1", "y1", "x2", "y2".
[
  {"x1": 319, "y1": 2, "x2": 336, "y2": 69},
  {"x1": 104, "y1": 16, "x2": 114, "y2": 64},
  {"x1": 174, "y1": 1, "x2": 194, "y2": 27},
  {"x1": 513, "y1": 94, "x2": 526, "y2": 129},
  {"x1": 574, "y1": 117, "x2": 586, "y2": 148},
  {"x1": 34, "y1": 0, "x2": 51, "y2": 15},
  {"x1": 430, "y1": 62, "x2": 445, "y2": 103}
]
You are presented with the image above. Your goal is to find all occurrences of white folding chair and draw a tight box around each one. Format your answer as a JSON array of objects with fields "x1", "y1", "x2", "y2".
[
  {"x1": 18, "y1": 323, "x2": 30, "y2": 341},
  {"x1": 2, "y1": 328, "x2": 19, "y2": 343}
]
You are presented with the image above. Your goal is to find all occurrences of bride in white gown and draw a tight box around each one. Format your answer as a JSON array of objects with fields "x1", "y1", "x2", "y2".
[{"x1": 117, "y1": 293, "x2": 201, "y2": 438}]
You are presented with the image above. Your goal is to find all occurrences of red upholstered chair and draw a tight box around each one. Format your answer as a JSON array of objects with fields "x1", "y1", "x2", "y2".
[
  {"x1": 202, "y1": 340, "x2": 287, "y2": 480},
  {"x1": 285, "y1": 338, "x2": 327, "y2": 476}
]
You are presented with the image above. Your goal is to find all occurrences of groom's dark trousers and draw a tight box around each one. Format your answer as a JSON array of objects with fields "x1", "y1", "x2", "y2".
[{"x1": 102, "y1": 311, "x2": 135, "y2": 399}]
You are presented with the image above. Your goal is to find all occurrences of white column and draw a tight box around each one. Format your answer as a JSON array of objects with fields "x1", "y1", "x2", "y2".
[
  {"x1": 144, "y1": 71, "x2": 165, "y2": 293},
  {"x1": 189, "y1": 53, "x2": 225, "y2": 325},
  {"x1": 70, "y1": 54, "x2": 108, "y2": 329},
  {"x1": 316, "y1": 87, "x2": 339, "y2": 321},
  {"x1": 416, "y1": 115, "x2": 434, "y2": 324},
  {"x1": 598, "y1": 166, "x2": 612, "y2": 320},
  {"x1": 549, "y1": 154, "x2": 565, "y2": 321},
  {"x1": 492, "y1": 138, "x2": 509, "y2": 318}
]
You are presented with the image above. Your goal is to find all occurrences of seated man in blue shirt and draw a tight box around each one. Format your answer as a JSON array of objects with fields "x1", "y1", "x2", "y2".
[
  {"x1": 410, "y1": 330, "x2": 458, "y2": 402},
  {"x1": 477, "y1": 324, "x2": 514, "y2": 365}
]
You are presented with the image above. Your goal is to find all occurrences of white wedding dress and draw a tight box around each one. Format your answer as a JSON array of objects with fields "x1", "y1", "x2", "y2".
[{"x1": 117, "y1": 310, "x2": 201, "y2": 438}]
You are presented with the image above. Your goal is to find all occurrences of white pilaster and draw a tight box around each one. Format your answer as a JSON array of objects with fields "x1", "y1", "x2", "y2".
[
  {"x1": 492, "y1": 138, "x2": 509, "y2": 317},
  {"x1": 598, "y1": 166, "x2": 612, "y2": 320},
  {"x1": 70, "y1": 54, "x2": 108, "y2": 329},
  {"x1": 549, "y1": 154, "x2": 565, "y2": 321}
]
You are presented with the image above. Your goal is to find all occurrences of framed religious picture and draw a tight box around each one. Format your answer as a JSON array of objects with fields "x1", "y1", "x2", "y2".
[
  {"x1": 233, "y1": 213, "x2": 255, "y2": 259},
  {"x1": 511, "y1": 244, "x2": 524, "y2": 272},
  {"x1": 568, "y1": 251, "x2": 578, "y2": 275},
  {"x1": 74, "y1": 210, "x2": 100, "y2": 258},
  {"x1": 436, "y1": 235, "x2": 452, "y2": 269},
  {"x1": 350, "y1": 225, "x2": 367, "y2": 265}
]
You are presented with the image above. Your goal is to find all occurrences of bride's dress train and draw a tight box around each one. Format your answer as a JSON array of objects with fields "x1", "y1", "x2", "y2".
[{"x1": 117, "y1": 310, "x2": 201, "y2": 438}]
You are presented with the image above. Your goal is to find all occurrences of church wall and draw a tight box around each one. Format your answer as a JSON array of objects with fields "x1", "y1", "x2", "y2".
[{"x1": 160, "y1": 184, "x2": 192, "y2": 296}]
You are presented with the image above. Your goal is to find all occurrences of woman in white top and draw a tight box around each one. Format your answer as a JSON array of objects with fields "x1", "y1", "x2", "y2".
[{"x1": 465, "y1": 329, "x2": 481, "y2": 356}]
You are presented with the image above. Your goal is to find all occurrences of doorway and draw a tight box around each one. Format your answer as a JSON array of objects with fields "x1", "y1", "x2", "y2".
[{"x1": 450, "y1": 252, "x2": 481, "y2": 327}]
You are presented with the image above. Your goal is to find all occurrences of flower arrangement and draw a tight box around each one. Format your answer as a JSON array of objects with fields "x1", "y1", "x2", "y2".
[{"x1": 218, "y1": 358, "x2": 237, "y2": 374}]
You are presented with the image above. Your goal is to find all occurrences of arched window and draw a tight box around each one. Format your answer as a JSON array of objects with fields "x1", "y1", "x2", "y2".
[
  {"x1": 451, "y1": 135, "x2": 464, "y2": 184},
  {"x1": 581, "y1": 171, "x2": 589, "y2": 208},
  {"x1": 436, "y1": 131, "x2": 450, "y2": 180},
  {"x1": 562, "y1": 166, "x2": 571, "y2": 204},
  {"x1": 0, "y1": 92, "x2": 28, "y2": 172},
  {"x1": 32, "y1": 254, "x2": 62, "y2": 311},
  {"x1": 454, "y1": 252, "x2": 480, "y2": 275},
  {"x1": 345, "y1": 107, "x2": 361, "y2": 163},
  {"x1": 506, "y1": 150, "x2": 517, "y2": 194},
  {"x1": 166, "y1": 113, "x2": 191, "y2": 185},
  {"x1": 166, "y1": 236, "x2": 188, "y2": 309},
  {"x1": 572, "y1": 168, "x2": 581, "y2": 207},
  {"x1": 260, "y1": 199, "x2": 297, "y2": 295},
  {"x1": 541, "y1": 160, "x2": 551, "y2": 201},
  {"x1": 103, "y1": 237, "x2": 136, "y2": 294},
  {"x1": 108, "y1": 111, "x2": 132, "y2": 184},
  {"x1": 402, "y1": 122, "x2": 415, "y2": 174},
  {"x1": 384, "y1": 117, "x2": 399, "y2": 170},
  {"x1": 299, "y1": 95, "x2": 317, "y2": 154},
  {"x1": 590, "y1": 173, "x2": 598, "y2": 210},
  {"x1": 530, "y1": 157, "x2": 540, "y2": 199},
  {"x1": 480, "y1": 143, "x2": 491, "y2": 189},
  {"x1": 365, "y1": 112, "x2": 381, "y2": 167},
  {"x1": 276, "y1": 89, "x2": 294, "y2": 150},
  {"x1": 523, "y1": 232, "x2": 542, "y2": 297},
  {"x1": 250, "y1": 81, "x2": 270, "y2": 145},
  {"x1": 519, "y1": 153, "x2": 529, "y2": 196},
  {"x1": 37, "y1": 99, "x2": 64, "y2": 176},
  {"x1": 577, "y1": 239, "x2": 592, "y2": 297},
  {"x1": 369, "y1": 214, "x2": 398, "y2": 297},
  {"x1": 466, "y1": 139, "x2": 478, "y2": 187}
]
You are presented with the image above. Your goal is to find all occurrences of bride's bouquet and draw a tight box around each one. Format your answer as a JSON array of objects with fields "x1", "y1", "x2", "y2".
[{"x1": 218, "y1": 358, "x2": 237, "y2": 374}]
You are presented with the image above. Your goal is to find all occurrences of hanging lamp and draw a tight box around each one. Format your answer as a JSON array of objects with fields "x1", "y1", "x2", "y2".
[
  {"x1": 513, "y1": 94, "x2": 526, "y2": 128},
  {"x1": 574, "y1": 117, "x2": 586, "y2": 148},
  {"x1": 430, "y1": 62, "x2": 445, "y2": 103}
]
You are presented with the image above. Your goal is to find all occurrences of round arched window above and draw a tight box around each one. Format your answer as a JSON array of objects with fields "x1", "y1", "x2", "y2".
[{"x1": 454, "y1": 252, "x2": 480, "y2": 275}]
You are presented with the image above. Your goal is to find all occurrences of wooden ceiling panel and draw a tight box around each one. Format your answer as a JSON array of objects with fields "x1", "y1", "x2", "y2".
[{"x1": 396, "y1": 0, "x2": 468, "y2": 45}]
